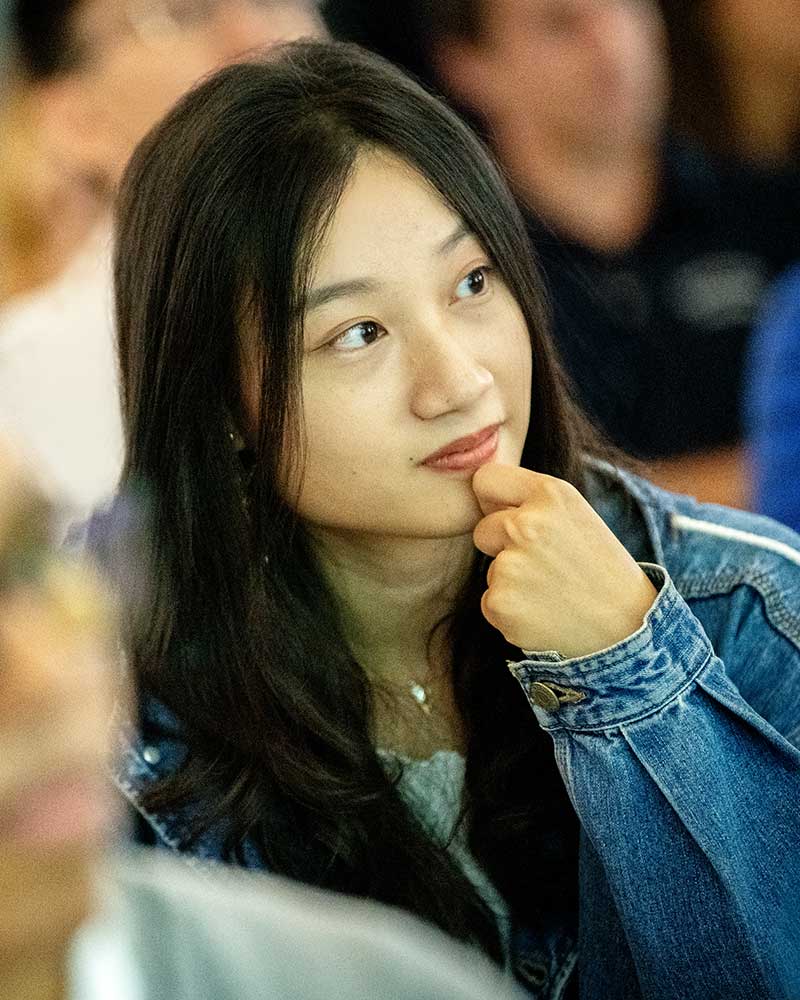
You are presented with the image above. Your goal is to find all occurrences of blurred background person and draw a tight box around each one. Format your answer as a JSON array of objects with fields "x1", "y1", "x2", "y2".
[
  {"x1": 0, "y1": 450, "x2": 121, "y2": 1000},
  {"x1": 647, "y1": 0, "x2": 800, "y2": 525},
  {"x1": 0, "y1": 77, "x2": 102, "y2": 304},
  {"x1": 323, "y1": 0, "x2": 800, "y2": 508},
  {"x1": 658, "y1": 0, "x2": 800, "y2": 172},
  {"x1": 0, "y1": 0, "x2": 324, "y2": 532}
]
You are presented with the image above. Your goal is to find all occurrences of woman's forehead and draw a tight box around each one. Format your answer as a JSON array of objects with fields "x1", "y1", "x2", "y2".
[{"x1": 310, "y1": 150, "x2": 470, "y2": 285}]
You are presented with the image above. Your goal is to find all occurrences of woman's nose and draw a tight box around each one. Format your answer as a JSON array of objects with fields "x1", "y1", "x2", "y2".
[{"x1": 409, "y1": 329, "x2": 494, "y2": 420}]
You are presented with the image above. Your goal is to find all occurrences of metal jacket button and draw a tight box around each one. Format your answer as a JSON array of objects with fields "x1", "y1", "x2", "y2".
[
  {"x1": 529, "y1": 682, "x2": 562, "y2": 711},
  {"x1": 528, "y1": 681, "x2": 586, "y2": 711},
  {"x1": 517, "y1": 958, "x2": 549, "y2": 988}
]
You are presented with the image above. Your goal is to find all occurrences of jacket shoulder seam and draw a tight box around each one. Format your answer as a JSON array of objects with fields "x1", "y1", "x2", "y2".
[
  {"x1": 671, "y1": 512, "x2": 800, "y2": 649},
  {"x1": 671, "y1": 513, "x2": 800, "y2": 569}
]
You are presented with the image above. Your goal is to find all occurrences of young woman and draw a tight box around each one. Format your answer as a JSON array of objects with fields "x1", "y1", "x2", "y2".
[{"x1": 107, "y1": 40, "x2": 800, "y2": 1000}]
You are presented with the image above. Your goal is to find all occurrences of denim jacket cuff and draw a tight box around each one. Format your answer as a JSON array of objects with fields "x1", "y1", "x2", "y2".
[{"x1": 507, "y1": 563, "x2": 715, "y2": 731}]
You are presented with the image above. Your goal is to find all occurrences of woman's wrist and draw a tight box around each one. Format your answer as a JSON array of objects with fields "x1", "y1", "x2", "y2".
[{"x1": 509, "y1": 567, "x2": 716, "y2": 729}]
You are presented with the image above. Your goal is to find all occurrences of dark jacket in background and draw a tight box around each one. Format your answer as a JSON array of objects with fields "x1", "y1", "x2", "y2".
[{"x1": 534, "y1": 140, "x2": 800, "y2": 459}]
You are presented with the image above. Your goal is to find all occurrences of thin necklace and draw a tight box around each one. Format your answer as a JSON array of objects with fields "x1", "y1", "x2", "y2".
[{"x1": 409, "y1": 680, "x2": 432, "y2": 715}]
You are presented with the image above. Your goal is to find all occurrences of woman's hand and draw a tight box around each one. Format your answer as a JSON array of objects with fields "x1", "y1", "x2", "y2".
[{"x1": 472, "y1": 464, "x2": 657, "y2": 659}]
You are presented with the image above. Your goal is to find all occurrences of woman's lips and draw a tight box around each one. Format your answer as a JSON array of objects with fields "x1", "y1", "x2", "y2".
[{"x1": 421, "y1": 425, "x2": 500, "y2": 472}]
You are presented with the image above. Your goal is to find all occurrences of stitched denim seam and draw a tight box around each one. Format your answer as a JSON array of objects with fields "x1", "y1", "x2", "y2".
[
  {"x1": 678, "y1": 572, "x2": 800, "y2": 654},
  {"x1": 113, "y1": 767, "x2": 185, "y2": 853},
  {"x1": 550, "y1": 947, "x2": 579, "y2": 1000}
]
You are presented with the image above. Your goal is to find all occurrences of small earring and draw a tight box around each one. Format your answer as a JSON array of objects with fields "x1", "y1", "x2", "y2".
[{"x1": 227, "y1": 425, "x2": 246, "y2": 452}]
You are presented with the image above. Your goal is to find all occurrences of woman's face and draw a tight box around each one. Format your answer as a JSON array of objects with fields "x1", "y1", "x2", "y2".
[{"x1": 292, "y1": 150, "x2": 532, "y2": 542}]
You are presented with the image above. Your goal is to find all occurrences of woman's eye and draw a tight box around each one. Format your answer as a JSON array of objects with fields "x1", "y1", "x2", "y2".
[
  {"x1": 454, "y1": 266, "x2": 491, "y2": 301},
  {"x1": 330, "y1": 320, "x2": 387, "y2": 352}
]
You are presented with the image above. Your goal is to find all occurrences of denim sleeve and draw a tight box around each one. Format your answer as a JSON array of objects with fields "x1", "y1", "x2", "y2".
[{"x1": 508, "y1": 565, "x2": 800, "y2": 1000}]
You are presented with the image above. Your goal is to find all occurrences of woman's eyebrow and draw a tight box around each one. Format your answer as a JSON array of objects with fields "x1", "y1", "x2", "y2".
[
  {"x1": 306, "y1": 277, "x2": 379, "y2": 313},
  {"x1": 435, "y1": 222, "x2": 472, "y2": 256},
  {"x1": 306, "y1": 224, "x2": 473, "y2": 313}
]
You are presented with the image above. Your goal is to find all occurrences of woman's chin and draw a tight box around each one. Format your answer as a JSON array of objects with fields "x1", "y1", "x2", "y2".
[{"x1": 415, "y1": 489, "x2": 486, "y2": 539}]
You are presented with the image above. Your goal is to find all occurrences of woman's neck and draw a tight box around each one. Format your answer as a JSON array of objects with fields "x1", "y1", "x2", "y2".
[
  {"x1": 310, "y1": 528, "x2": 477, "y2": 684},
  {"x1": 309, "y1": 528, "x2": 476, "y2": 759}
]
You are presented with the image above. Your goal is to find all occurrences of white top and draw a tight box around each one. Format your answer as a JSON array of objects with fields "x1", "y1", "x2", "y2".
[
  {"x1": 65, "y1": 754, "x2": 514, "y2": 997},
  {"x1": 68, "y1": 904, "x2": 143, "y2": 1000},
  {"x1": 378, "y1": 748, "x2": 512, "y2": 957},
  {"x1": 64, "y1": 850, "x2": 524, "y2": 1000},
  {"x1": 0, "y1": 223, "x2": 124, "y2": 536}
]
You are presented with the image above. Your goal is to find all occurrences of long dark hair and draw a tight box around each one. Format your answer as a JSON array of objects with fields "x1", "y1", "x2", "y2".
[{"x1": 115, "y1": 39, "x2": 597, "y2": 957}]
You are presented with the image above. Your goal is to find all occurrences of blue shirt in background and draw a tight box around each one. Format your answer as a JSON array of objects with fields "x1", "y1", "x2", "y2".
[{"x1": 746, "y1": 264, "x2": 800, "y2": 532}]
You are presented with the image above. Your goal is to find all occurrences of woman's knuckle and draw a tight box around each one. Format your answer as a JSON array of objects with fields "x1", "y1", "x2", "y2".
[
  {"x1": 516, "y1": 510, "x2": 539, "y2": 541},
  {"x1": 482, "y1": 588, "x2": 504, "y2": 619}
]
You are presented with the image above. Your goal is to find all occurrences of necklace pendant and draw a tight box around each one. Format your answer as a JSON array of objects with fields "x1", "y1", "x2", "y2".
[{"x1": 410, "y1": 681, "x2": 432, "y2": 715}]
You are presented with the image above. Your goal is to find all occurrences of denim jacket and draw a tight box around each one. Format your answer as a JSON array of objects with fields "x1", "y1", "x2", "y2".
[{"x1": 112, "y1": 465, "x2": 800, "y2": 1000}]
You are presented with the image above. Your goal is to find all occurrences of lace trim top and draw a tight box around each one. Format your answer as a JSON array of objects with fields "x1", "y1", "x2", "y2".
[{"x1": 377, "y1": 748, "x2": 512, "y2": 959}]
